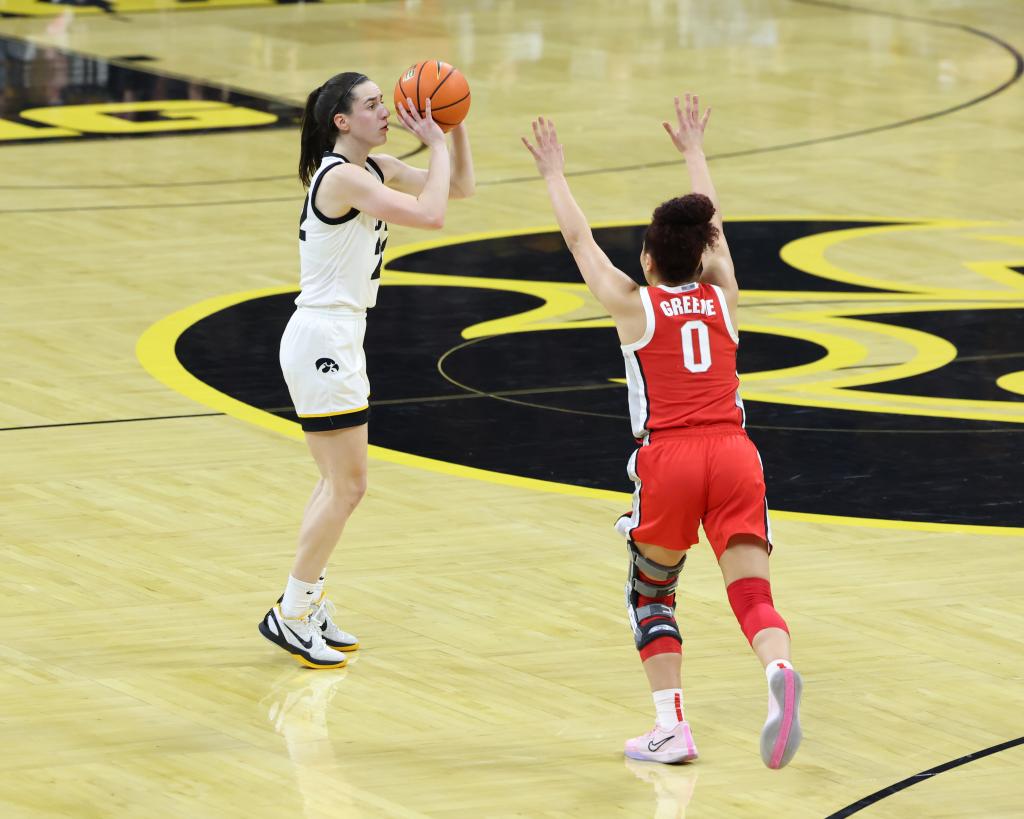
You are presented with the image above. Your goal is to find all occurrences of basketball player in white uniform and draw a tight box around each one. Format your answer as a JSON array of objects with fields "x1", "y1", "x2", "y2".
[{"x1": 259, "y1": 72, "x2": 475, "y2": 668}]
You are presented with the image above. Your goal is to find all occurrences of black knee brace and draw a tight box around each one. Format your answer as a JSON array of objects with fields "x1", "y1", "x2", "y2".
[{"x1": 625, "y1": 540, "x2": 686, "y2": 651}]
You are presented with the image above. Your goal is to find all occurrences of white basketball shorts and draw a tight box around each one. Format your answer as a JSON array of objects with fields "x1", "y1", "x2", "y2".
[{"x1": 279, "y1": 307, "x2": 370, "y2": 431}]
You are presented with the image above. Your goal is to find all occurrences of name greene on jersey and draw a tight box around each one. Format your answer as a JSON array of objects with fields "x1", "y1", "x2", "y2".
[
  {"x1": 621, "y1": 282, "x2": 746, "y2": 439},
  {"x1": 659, "y1": 295, "x2": 717, "y2": 318}
]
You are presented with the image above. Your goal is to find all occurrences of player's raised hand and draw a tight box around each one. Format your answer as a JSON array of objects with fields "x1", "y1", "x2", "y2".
[
  {"x1": 522, "y1": 117, "x2": 565, "y2": 179},
  {"x1": 663, "y1": 93, "x2": 711, "y2": 155},
  {"x1": 397, "y1": 96, "x2": 446, "y2": 149}
]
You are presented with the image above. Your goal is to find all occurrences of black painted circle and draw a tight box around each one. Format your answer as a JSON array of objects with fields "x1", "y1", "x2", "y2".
[{"x1": 174, "y1": 222, "x2": 1024, "y2": 527}]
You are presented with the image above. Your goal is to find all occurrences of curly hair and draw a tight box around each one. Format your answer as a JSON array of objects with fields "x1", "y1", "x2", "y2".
[{"x1": 642, "y1": 193, "x2": 719, "y2": 284}]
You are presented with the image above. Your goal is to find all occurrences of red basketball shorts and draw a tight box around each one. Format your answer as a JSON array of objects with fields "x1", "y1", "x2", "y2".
[{"x1": 615, "y1": 425, "x2": 773, "y2": 559}]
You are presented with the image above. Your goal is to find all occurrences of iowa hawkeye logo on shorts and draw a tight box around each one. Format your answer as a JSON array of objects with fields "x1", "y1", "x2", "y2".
[
  {"x1": 0, "y1": 33, "x2": 299, "y2": 144},
  {"x1": 316, "y1": 359, "x2": 340, "y2": 374}
]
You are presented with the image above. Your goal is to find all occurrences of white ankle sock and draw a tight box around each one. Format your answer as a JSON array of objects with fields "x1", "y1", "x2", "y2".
[
  {"x1": 281, "y1": 575, "x2": 318, "y2": 618},
  {"x1": 765, "y1": 658, "x2": 793, "y2": 683},
  {"x1": 765, "y1": 659, "x2": 793, "y2": 720},
  {"x1": 652, "y1": 688, "x2": 684, "y2": 730},
  {"x1": 314, "y1": 569, "x2": 327, "y2": 601}
]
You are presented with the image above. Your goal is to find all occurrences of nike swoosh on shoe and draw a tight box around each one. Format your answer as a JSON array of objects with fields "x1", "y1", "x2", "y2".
[{"x1": 283, "y1": 623, "x2": 313, "y2": 650}]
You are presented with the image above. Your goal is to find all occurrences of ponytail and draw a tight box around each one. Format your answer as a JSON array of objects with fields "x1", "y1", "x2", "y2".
[
  {"x1": 298, "y1": 86, "x2": 325, "y2": 189},
  {"x1": 298, "y1": 72, "x2": 369, "y2": 188}
]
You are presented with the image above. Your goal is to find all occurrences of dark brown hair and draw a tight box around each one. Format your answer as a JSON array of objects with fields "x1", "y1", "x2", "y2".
[
  {"x1": 298, "y1": 72, "x2": 369, "y2": 188},
  {"x1": 642, "y1": 193, "x2": 720, "y2": 284}
]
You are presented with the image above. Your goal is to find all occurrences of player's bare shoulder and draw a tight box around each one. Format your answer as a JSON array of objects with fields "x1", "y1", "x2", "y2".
[{"x1": 613, "y1": 286, "x2": 649, "y2": 346}]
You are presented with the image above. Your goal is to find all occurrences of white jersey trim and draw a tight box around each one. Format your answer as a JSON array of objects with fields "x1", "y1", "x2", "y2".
[
  {"x1": 620, "y1": 287, "x2": 656, "y2": 352},
  {"x1": 655, "y1": 282, "x2": 700, "y2": 294},
  {"x1": 710, "y1": 283, "x2": 739, "y2": 344},
  {"x1": 614, "y1": 448, "x2": 642, "y2": 541}
]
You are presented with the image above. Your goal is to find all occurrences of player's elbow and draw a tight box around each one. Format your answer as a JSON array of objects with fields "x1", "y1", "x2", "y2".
[
  {"x1": 424, "y1": 213, "x2": 445, "y2": 230},
  {"x1": 563, "y1": 230, "x2": 588, "y2": 253}
]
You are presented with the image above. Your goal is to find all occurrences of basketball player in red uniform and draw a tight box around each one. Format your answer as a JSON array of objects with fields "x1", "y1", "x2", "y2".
[{"x1": 523, "y1": 94, "x2": 802, "y2": 768}]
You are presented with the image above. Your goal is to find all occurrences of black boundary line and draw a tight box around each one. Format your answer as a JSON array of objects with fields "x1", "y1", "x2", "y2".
[
  {"x1": 0, "y1": 197, "x2": 291, "y2": 214},
  {"x1": 1, "y1": 411, "x2": 224, "y2": 431},
  {"x1": 0, "y1": 383, "x2": 627, "y2": 431},
  {"x1": 1, "y1": 1, "x2": 1019, "y2": 194},
  {"x1": 13, "y1": 393, "x2": 1018, "y2": 434},
  {"x1": 0, "y1": 142, "x2": 426, "y2": 190},
  {"x1": 9, "y1": 371, "x2": 1023, "y2": 434},
  {"x1": 826, "y1": 736, "x2": 1024, "y2": 818}
]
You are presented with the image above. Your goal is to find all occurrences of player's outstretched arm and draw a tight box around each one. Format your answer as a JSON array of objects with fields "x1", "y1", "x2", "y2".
[
  {"x1": 663, "y1": 94, "x2": 737, "y2": 303},
  {"x1": 522, "y1": 117, "x2": 639, "y2": 317}
]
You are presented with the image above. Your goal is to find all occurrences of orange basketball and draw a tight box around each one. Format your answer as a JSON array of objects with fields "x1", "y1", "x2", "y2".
[{"x1": 394, "y1": 60, "x2": 471, "y2": 133}]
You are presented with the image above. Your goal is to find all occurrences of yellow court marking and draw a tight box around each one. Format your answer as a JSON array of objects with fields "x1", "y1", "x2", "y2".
[
  {"x1": 740, "y1": 302, "x2": 1024, "y2": 423},
  {"x1": 778, "y1": 219, "x2": 1010, "y2": 297},
  {"x1": 996, "y1": 371, "x2": 1024, "y2": 397},
  {"x1": 136, "y1": 218, "x2": 1024, "y2": 536},
  {"x1": 299, "y1": 406, "x2": 369, "y2": 418}
]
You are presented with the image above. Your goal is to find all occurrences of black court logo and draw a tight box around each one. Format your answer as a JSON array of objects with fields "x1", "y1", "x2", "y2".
[
  {"x1": 169, "y1": 219, "x2": 1024, "y2": 529},
  {"x1": 0, "y1": 33, "x2": 298, "y2": 144},
  {"x1": 315, "y1": 358, "x2": 340, "y2": 374}
]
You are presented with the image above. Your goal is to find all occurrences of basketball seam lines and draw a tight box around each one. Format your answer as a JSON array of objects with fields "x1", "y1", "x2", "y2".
[
  {"x1": 426, "y1": 64, "x2": 456, "y2": 104},
  {"x1": 429, "y1": 91, "x2": 471, "y2": 114}
]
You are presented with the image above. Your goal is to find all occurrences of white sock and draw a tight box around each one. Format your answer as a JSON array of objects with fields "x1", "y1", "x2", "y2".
[
  {"x1": 652, "y1": 688, "x2": 684, "y2": 730},
  {"x1": 281, "y1": 575, "x2": 319, "y2": 618},
  {"x1": 765, "y1": 659, "x2": 793, "y2": 720},
  {"x1": 765, "y1": 658, "x2": 793, "y2": 683},
  {"x1": 314, "y1": 569, "x2": 327, "y2": 601}
]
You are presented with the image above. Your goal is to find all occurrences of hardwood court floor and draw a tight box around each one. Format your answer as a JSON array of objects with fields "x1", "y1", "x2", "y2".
[{"x1": 2, "y1": 1, "x2": 1023, "y2": 816}]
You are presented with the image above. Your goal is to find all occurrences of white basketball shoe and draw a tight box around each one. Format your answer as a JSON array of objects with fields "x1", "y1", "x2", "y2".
[
  {"x1": 624, "y1": 721, "x2": 699, "y2": 764},
  {"x1": 259, "y1": 604, "x2": 348, "y2": 669},
  {"x1": 310, "y1": 593, "x2": 360, "y2": 652},
  {"x1": 761, "y1": 666, "x2": 803, "y2": 769}
]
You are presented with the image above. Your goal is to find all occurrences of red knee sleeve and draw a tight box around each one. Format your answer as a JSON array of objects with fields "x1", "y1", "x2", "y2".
[
  {"x1": 639, "y1": 637, "x2": 681, "y2": 661},
  {"x1": 726, "y1": 577, "x2": 789, "y2": 645}
]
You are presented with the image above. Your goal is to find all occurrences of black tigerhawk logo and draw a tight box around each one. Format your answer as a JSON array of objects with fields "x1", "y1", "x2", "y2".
[
  {"x1": 162, "y1": 218, "x2": 1024, "y2": 530},
  {"x1": 315, "y1": 358, "x2": 339, "y2": 373}
]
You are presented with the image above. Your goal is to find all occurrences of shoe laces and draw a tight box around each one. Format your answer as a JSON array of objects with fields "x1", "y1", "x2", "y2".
[
  {"x1": 296, "y1": 609, "x2": 330, "y2": 651},
  {"x1": 313, "y1": 595, "x2": 336, "y2": 625}
]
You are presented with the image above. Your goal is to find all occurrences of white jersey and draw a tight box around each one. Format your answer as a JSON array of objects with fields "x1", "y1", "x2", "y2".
[{"x1": 295, "y1": 152, "x2": 389, "y2": 310}]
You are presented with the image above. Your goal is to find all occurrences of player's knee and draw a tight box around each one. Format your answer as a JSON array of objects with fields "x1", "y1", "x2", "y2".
[
  {"x1": 325, "y1": 473, "x2": 366, "y2": 512},
  {"x1": 726, "y1": 576, "x2": 789, "y2": 645},
  {"x1": 626, "y1": 540, "x2": 686, "y2": 658}
]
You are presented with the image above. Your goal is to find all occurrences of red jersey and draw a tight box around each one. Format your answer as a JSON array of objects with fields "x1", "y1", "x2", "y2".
[{"x1": 620, "y1": 282, "x2": 744, "y2": 439}]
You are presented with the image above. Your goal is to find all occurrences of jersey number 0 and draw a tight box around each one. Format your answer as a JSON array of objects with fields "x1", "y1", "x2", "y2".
[{"x1": 680, "y1": 320, "x2": 712, "y2": 373}]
